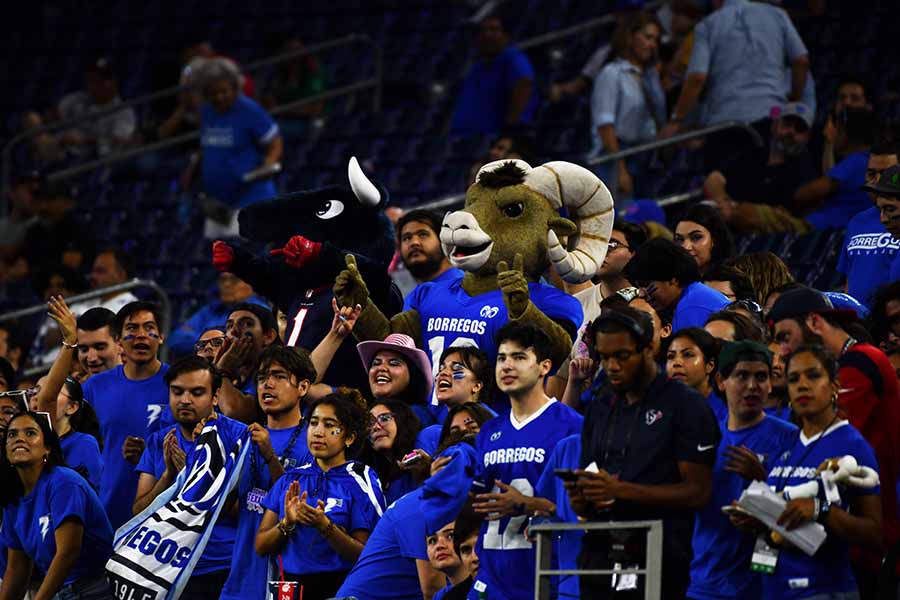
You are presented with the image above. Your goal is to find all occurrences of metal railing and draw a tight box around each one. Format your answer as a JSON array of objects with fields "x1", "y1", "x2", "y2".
[
  {"x1": 589, "y1": 121, "x2": 764, "y2": 166},
  {"x1": 531, "y1": 520, "x2": 664, "y2": 600},
  {"x1": 2, "y1": 33, "x2": 383, "y2": 196},
  {"x1": 0, "y1": 278, "x2": 171, "y2": 378}
]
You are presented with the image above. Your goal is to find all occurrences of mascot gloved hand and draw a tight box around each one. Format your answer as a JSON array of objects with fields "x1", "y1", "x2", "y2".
[
  {"x1": 213, "y1": 157, "x2": 402, "y2": 389},
  {"x1": 333, "y1": 158, "x2": 614, "y2": 386}
]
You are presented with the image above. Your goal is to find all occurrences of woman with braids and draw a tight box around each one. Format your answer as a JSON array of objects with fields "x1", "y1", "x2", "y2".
[
  {"x1": 54, "y1": 377, "x2": 103, "y2": 490},
  {"x1": 256, "y1": 391, "x2": 385, "y2": 600},
  {"x1": 729, "y1": 345, "x2": 882, "y2": 599},
  {"x1": 220, "y1": 345, "x2": 316, "y2": 600},
  {"x1": 360, "y1": 399, "x2": 426, "y2": 505},
  {"x1": 727, "y1": 252, "x2": 796, "y2": 308},
  {"x1": 0, "y1": 412, "x2": 114, "y2": 600}
]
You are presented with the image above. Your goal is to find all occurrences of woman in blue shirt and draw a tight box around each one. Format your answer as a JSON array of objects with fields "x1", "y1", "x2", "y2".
[
  {"x1": 731, "y1": 345, "x2": 882, "y2": 600},
  {"x1": 54, "y1": 377, "x2": 103, "y2": 490},
  {"x1": 359, "y1": 399, "x2": 428, "y2": 505},
  {"x1": 256, "y1": 393, "x2": 385, "y2": 600},
  {"x1": 0, "y1": 411, "x2": 113, "y2": 600},
  {"x1": 666, "y1": 327, "x2": 724, "y2": 421}
]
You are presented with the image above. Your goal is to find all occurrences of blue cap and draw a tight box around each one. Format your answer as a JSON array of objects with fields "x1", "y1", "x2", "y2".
[{"x1": 823, "y1": 292, "x2": 869, "y2": 319}]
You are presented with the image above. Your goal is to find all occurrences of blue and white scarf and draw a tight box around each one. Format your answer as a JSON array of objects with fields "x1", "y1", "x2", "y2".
[{"x1": 105, "y1": 420, "x2": 250, "y2": 600}]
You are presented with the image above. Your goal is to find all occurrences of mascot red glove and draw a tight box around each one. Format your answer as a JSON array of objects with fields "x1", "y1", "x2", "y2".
[
  {"x1": 270, "y1": 235, "x2": 323, "y2": 269},
  {"x1": 212, "y1": 240, "x2": 234, "y2": 272}
]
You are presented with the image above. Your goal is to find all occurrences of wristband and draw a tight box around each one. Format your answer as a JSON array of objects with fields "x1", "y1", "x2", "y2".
[
  {"x1": 62, "y1": 340, "x2": 77, "y2": 349},
  {"x1": 277, "y1": 519, "x2": 295, "y2": 536}
]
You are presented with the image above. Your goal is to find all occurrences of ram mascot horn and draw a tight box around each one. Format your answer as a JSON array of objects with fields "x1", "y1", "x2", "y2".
[{"x1": 333, "y1": 159, "x2": 614, "y2": 418}]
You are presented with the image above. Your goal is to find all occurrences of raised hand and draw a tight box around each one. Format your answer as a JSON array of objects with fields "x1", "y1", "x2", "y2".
[
  {"x1": 192, "y1": 410, "x2": 217, "y2": 439},
  {"x1": 47, "y1": 295, "x2": 77, "y2": 347},
  {"x1": 248, "y1": 423, "x2": 276, "y2": 463},
  {"x1": 723, "y1": 445, "x2": 767, "y2": 481},
  {"x1": 496, "y1": 253, "x2": 530, "y2": 319},
  {"x1": 330, "y1": 297, "x2": 362, "y2": 338},
  {"x1": 284, "y1": 481, "x2": 302, "y2": 527},
  {"x1": 568, "y1": 357, "x2": 597, "y2": 384},
  {"x1": 212, "y1": 241, "x2": 234, "y2": 272},
  {"x1": 215, "y1": 335, "x2": 253, "y2": 379},
  {"x1": 333, "y1": 254, "x2": 370, "y2": 310},
  {"x1": 269, "y1": 235, "x2": 323, "y2": 269}
]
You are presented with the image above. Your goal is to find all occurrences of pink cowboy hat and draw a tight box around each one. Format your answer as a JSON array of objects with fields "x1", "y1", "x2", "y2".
[{"x1": 357, "y1": 333, "x2": 434, "y2": 400}]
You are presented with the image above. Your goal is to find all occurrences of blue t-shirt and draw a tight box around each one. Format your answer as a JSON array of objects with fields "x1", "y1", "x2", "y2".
[
  {"x1": 220, "y1": 423, "x2": 313, "y2": 600},
  {"x1": 136, "y1": 416, "x2": 246, "y2": 575},
  {"x1": 534, "y1": 434, "x2": 583, "y2": 600},
  {"x1": 688, "y1": 416, "x2": 797, "y2": 600},
  {"x1": 891, "y1": 252, "x2": 900, "y2": 285},
  {"x1": 83, "y1": 363, "x2": 172, "y2": 530},
  {"x1": 336, "y1": 487, "x2": 431, "y2": 600},
  {"x1": 764, "y1": 404, "x2": 792, "y2": 423},
  {"x1": 403, "y1": 268, "x2": 465, "y2": 312},
  {"x1": 0, "y1": 466, "x2": 113, "y2": 585},
  {"x1": 837, "y1": 207, "x2": 900, "y2": 307},
  {"x1": 764, "y1": 421, "x2": 879, "y2": 600},
  {"x1": 672, "y1": 282, "x2": 730, "y2": 332},
  {"x1": 60, "y1": 431, "x2": 103, "y2": 491},
  {"x1": 470, "y1": 400, "x2": 583, "y2": 600},
  {"x1": 408, "y1": 277, "x2": 582, "y2": 394},
  {"x1": 806, "y1": 151, "x2": 870, "y2": 230},
  {"x1": 451, "y1": 46, "x2": 539, "y2": 134},
  {"x1": 200, "y1": 95, "x2": 279, "y2": 208},
  {"x1": 707, "y1": 390, "x2": 728, "y2": 423},
  {"x1": 262, "y1": 461, "x2": 385, "y2": 575}
]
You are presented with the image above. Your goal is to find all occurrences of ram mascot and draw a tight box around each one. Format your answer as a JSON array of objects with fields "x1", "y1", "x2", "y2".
[
  {"x1": 334, "y1": 158, "x2": 614, "y2": 406},
  {"x1": 212, "y1": 157, "x2": 402, "y2": 388}
]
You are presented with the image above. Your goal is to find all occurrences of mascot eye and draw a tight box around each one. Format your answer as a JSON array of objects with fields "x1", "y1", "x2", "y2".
[
  {"x1": 316, "y1": 200, "x2": 345, "y2": 220},
  {"x1": 502, "y1": 202, "x2": 524, "y2": 218}
]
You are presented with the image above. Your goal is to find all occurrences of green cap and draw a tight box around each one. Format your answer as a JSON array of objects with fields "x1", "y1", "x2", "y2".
[
  {"x1": 861, "y1": 164, "x2": 900, "y2": 198},
  {"x1": 718, "y1": 340, "x2": 772, "y2": 375}
]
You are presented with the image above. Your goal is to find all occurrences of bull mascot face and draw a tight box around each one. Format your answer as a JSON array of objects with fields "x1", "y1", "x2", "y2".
[
  {"x1": 440, "y1": 160, "x2": 614, "y2": 283},
  {"x1": 238, "y1": 157, "x2": 395, "y2": 270}
]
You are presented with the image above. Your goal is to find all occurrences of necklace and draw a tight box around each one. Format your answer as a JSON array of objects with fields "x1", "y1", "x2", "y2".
[{"x1": 250, "y1": 422, "x2": 303, "y2": 489}]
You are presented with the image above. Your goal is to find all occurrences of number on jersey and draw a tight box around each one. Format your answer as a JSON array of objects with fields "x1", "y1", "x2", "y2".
[{"x1": 482, "y1": 479, "x2": 534, "y2": 550}]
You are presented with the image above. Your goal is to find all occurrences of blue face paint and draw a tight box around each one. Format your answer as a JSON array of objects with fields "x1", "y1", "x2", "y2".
[
  {"x1": 147, "y1": 332, "x2": 160, "y2": 339},
  {"x1": 452, "y1": 371, "x2": 467, "y2": 380},
  {"x1": 121, "y1": 334, "x2": 136, "y2": 341}
]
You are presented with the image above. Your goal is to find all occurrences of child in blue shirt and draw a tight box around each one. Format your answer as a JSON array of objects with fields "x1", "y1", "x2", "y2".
[
  {"x1": 257, "y1": 393, "x2": 385, "y2": 600},
  {"x1": 1, "y1": 412, "x2": 113, "y2": 599}
]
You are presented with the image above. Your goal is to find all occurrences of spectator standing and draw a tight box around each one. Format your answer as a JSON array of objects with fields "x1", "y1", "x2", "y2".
[
  {"x1": 133, "y1": 356, "x2": 246, "y2": 599},
  {"x1": 708, "y1": 102, "x2": 819, "y2": 233},
  {"x1": 167, "y1": 272, "x2": 267, "y2": 357},
  {"x1": 82, "y1": 301, "x2": 172, "y2": 530},
  {"x1": 54, "y1": 378, "x2": 103, "y2": 491},
  {"x1": 187, "y1": 58, "x2": 283, "y2": 238},
  {"x1": 75, "y1": 307, "x2": 121, "y2": 380},
  {"x1": 57, "y1": 57, "x2": 136, "y2": 157},
  {"x1": 591, "y1": 12, "x2": 666, "y2": 199},
  {"x1": 794, "y1": 107, "x2": 876, "y2": 230},
  {"x1": 674, "y1": 203, "x2": 735, "y2": 275},
  {"x1": 358, "y1": 333, "x2": 435, "y2": 427},
  {"x1": 769, "y1": 287, "x2": 900, "y2": 591},
  {"x1": 468, "y1": 322, "x2": 583, "y2": 600},
  {"x1": 821, "y1": 75, "x2": 873, "y2": 174},
  {"x1": 396, "y1": 210, "x2": 463, "y2": 310},
  {"x1": 665, "y1": 327, "x2": 723, "y2": 420},
  {"x1": 0, "y1": 412, "x2": 114, "y2": 600},
  {"x1": 861, "y1": 165, "x2": 900, "y2": 282},
  {"x1": 663, "y1": 0, "x2": 810, "y2": 171},
  {"x1": 687, "y1": 341, "x2": 797, "y2": 600},
  {"x1": 360, "y1": 400, "x2": 426, "y2": 506},
  {"x1": 451, "y1": 14, "x2": 539, "y2": 134},
  {"x1": 569, "y1": 308, "x2": 719, "y2": 599},
  {"x1": 838, "y1": 142, "x2": 899, "y2": 307},
  {"x1": 219, "y1": 345, "x2": 316, "y2": 600},
  {"x1": 192, "y1": 325, "x2": 226, "y2": 364},
  {"x1": 625, "y1": 238, "x2": 730, "y2": 331}
]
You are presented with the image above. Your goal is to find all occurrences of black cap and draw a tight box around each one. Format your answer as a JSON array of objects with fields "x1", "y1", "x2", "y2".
[
  {"x1": 861, "y1": 164, "x2": 900, "y2": 198},
  {"x1": 718, "y1": 340, "x2": 772, "y2": 375},
  {"x1": 767, "y1": 286, "x2": 857, "y2": 326}
]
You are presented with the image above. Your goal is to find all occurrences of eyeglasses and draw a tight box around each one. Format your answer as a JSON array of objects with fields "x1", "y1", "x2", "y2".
[
  {"x1": 607, "y1": 240, "x2": 630, "y2": 252},
  {"x1": 194, "y1": 336, "x2": 226, "y2": 353},
  {"x1": 368, "y1": 413, "x2": 395, "y2": 429}
]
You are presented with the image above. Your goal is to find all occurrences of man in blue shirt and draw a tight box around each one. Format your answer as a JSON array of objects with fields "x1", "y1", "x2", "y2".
[
  {"x1": 687, "y1": 341, "x2": 797, "y2": 600},
  {"x1": 167, "y1": 272, "x2": 268, "y2": 357},
  {"x1": 134, "y1": 355, "x2": 246, "y2": 600},
  {"x1": 468, "y1": 322, "x2": 583, "y2": 600},
  {"x1": 838, "y1": 142, "x2": 899, "y2": 306},
  {"x1": 663, "y1": 0, "x2": 809, "y2": 170},
  {"x1": 451, "y1": 14, "x2": 538, "y2": 134},
  {"x1": 624, "y1": 238, "x2": 729, "y2": 332},
  {"x1": 397, "y1": 210, "x2": 464, "y2": 311},
  {"x1": 82, "y1": 301, "x2": 172, "y2": 530}
]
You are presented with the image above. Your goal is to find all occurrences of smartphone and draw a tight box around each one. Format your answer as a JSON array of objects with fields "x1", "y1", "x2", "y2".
[
  {"x1": 401, "y1": 451, "x2": 422, "y2": 466},
  {"x1": 554, "y1": 469, "x2": 579, "y2": 482}
]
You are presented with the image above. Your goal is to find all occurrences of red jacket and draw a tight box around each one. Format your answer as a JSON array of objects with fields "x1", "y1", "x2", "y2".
[{"x1": 840, "y1": 342, "x2": 900, "y2": 570}]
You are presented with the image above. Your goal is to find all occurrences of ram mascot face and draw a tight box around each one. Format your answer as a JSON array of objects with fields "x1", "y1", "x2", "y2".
[
  {"x1": 238, "y1": 157, "x2": 395, "y2": 270},
  {"x1": 440, "y1": 160, "x2": 614, "y2": 283}
]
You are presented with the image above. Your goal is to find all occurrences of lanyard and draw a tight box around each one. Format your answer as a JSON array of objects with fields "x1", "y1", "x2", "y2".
[{"x1": 774, "y1": 414, "x2": 839, "y2": 492}]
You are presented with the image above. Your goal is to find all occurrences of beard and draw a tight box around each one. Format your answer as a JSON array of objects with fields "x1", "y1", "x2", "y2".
[{"x1": 405, "y1": 251, "x2": 445, "y2": 280}]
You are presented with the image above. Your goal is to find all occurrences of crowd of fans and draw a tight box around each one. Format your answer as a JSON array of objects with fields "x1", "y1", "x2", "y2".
[{"x1": 1, "y1": 1, "x2": 900, "y2": 600}]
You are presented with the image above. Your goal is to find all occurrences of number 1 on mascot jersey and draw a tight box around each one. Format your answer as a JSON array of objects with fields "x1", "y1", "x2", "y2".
[{"x1": 427, "y1": 335, "x2": 478, "y2": 405}]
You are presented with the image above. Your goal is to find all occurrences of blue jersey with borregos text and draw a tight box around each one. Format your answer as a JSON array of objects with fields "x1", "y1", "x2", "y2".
[{"x1": 470, "y1": 400, "x2": 583, "y2": 600}]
